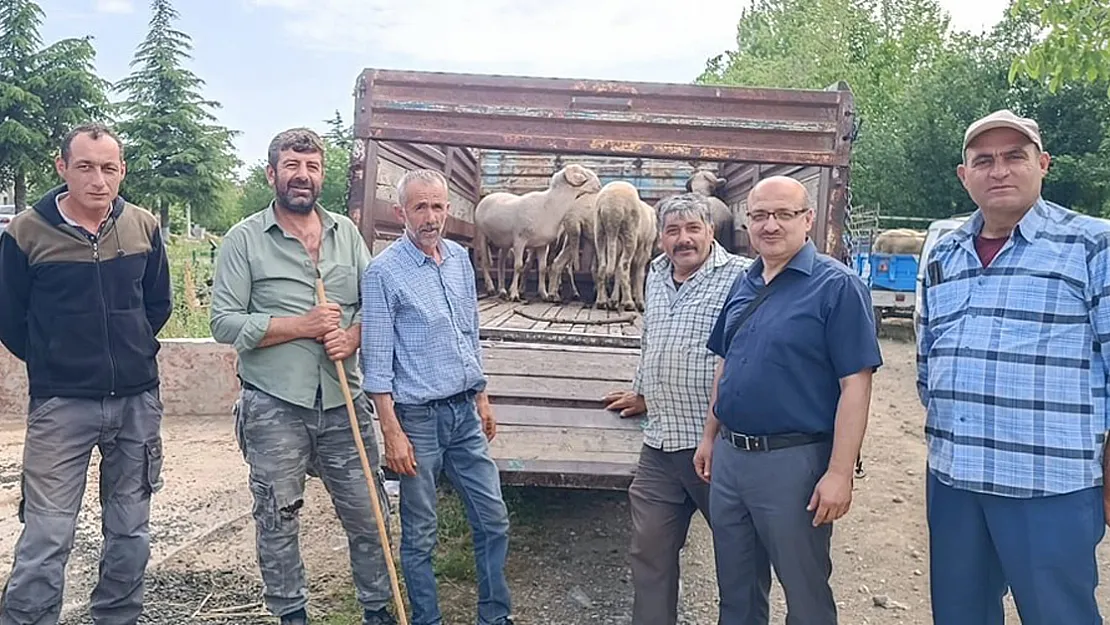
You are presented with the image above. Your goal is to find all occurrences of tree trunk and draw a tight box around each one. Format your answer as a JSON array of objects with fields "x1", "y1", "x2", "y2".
[
  {"x1": 159, "y1": 199, "x2": 171, "y2": 239},
  {"x1": 14, "y1": 170, "x2": 28, "y2": 213}
]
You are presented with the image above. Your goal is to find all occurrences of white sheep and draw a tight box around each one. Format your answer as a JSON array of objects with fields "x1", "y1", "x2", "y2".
[
  {"x1": 474, "y1": 164, "x2": 602, "y2": 302},
  {"x1": 545, "y1": 189, "x2": 600, "y2": 303},
  {"x1": 594, "y1": 181, "x2": 657, "y2": 311}
]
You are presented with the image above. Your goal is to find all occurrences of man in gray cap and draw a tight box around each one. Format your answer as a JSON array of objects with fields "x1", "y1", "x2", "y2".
[{"x1": 916, "y1": 108, "x2": 1110, "y2": 624}]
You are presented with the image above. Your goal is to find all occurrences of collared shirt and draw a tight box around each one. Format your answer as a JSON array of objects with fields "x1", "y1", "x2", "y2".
[
  {"x1": 707, "y1": 240, "x2": 882, "y2": 436},
  {"x1": 55, "y1": 192, "x2": 110, "y2": 236},
  {"x1": 916, "y1": 198, "x2": 1110, "y2": 498},
  {"x1": 360, "y1": 233, "x2": 486, "y2": 405},
  {"x1": 633, "y1": 243, "x2": 751, "y2": 451},
  {"x1": 210, "y1": 203, "x2": 370, "y2": 410}
]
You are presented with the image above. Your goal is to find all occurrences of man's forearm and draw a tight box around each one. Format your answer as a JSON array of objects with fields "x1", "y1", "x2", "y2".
[
  {"x1": 828, "y1": 372, "x2": 872, "y2": 476},
  {"x1": 476, "y1": 390, "x2": 491, "y2": 409},
  {"x1": 372, "y1": 392, "x2": 402, "y2": 435},
  {"x1": 258, "y1": 316, "x2": 309, "y2": 348}
]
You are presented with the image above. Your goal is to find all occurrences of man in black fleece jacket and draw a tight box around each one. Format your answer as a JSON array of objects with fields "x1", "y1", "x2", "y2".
[{"x1": 0, "y1": 123, "x2": 172, "y2": 625}]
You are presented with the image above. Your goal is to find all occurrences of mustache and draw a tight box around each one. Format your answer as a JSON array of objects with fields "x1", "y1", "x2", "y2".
[{"x1": 674, "y1": 244, "x2": 697, "y2": 252}]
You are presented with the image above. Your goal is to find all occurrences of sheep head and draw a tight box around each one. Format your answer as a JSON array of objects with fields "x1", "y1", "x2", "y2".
[
  {"x1": 552, "y1": 164, "x2": 603, "y2": 197},
  {"x1": 685, "y1": 169, "x2": 727, "y2": 196}
]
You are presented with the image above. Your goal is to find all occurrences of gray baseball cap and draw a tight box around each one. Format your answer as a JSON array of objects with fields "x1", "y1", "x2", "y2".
[{"x1": 963, "y1": 109, "x2": 1043, "y2": 153}]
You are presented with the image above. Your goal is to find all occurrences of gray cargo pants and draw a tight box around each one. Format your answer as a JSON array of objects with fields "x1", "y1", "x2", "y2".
[
  {"x1": 0, "y1": 390, "x2": 165, "y2": 625},
  {"x1": 234, "y1": 387, "x2": 392, "y2": 618}
]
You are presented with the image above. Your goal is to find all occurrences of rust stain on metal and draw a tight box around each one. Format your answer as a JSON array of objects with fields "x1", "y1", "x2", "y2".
[
  {"x1": 572, "y1": 80, "x2": 640, "y2": 95},
  {"x1": 378, "y1": 101, "x2": 836, "y2": 134}
]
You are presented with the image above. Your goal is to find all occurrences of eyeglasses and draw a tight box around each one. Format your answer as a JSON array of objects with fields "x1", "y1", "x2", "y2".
[{"x1": 747, "y1": 209, "x2": 809, "y2": 223}]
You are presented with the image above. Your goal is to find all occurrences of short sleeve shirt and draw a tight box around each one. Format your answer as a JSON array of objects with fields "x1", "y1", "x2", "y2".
[{"x1": 707, "y1": 240, "x2": 883, "y2": 435}]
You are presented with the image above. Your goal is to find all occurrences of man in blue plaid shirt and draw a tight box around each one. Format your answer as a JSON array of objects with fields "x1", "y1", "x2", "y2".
[{"x1": 917, "y1": 109, "x2": 1110, "y2": 624}]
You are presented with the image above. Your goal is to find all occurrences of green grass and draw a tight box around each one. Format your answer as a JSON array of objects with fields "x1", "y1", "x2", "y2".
[
  {"x1": 160, "y1": 236, "x2": 218, "y2": 339},
  {"x1": 315, "y1": 486, "x2": 548, "y2": 623}
]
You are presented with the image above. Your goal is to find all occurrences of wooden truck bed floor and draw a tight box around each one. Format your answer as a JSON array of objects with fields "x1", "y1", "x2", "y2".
[
  {"x1": 475, "y1": 300, "x2": 647, "y2": 489},
  {"x1": 479, "y1": 298, "x2": 644, "y2": 349}
]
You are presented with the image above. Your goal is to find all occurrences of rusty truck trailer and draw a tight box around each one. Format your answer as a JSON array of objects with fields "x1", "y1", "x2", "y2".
[{"x1": 346, "y1": 68, "x2": 857, "y2": 489}]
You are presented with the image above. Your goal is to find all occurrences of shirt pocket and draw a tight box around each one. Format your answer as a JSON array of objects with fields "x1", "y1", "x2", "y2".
[
  {"x1": 325, "y1": 265, "x2": 361, "y2": 307},
  {"x1": 926, "y1": 279, "x2": 970, "y2": 326},
  {"x1": 444, "y1": 274, "x2": 478, "y2": 334}
]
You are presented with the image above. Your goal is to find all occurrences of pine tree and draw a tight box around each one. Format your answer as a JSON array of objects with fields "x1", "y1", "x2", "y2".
[
  {"x1": 0, "y1": 0, "x2": 110, "y2": 211},
  {"x1": 115, "y1": 0, "x2": 239, "y2": 235},
  {"x1": 324, "y1": 110, "x2": 354, "y2": 152}
]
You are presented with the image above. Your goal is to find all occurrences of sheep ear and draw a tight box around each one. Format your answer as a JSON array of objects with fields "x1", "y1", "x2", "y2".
[
  {"x1": 716, "y1": 176, "x2": 727, "y2": 187},
  {"x1": 685, "y1": 177, "x2": 694, "y2": 192},
  {"x1": 565, "y1": 165, "x2": 588, "y2": 186}
]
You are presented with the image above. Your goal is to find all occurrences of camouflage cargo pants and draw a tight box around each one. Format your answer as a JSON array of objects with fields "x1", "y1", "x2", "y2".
[
  {"x1": 234, "y1": 387, "x2": 392, "y2": 618},
  {"x1": 0, "y1": 390, "x2": 164, "y2": 625}
]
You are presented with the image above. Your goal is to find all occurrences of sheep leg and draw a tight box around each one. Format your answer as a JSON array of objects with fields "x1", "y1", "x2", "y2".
[
  {"x1": 617, "y1": 231, "x2": 636, "y2": 311},
  {"x1": 478, "y1": 235, "x2": 498, "y2": 297},
  {"x1": 536, "y1": 243, "x2": 551, "y2": 302},
  {"x1": 594, "y1": 228, "x2": 615, "y2": 309},
  {"x1": 548, "y1": 226, "x2": 580, "y2": 302},
  {"x1": 567, "y1": 231, "x2": 584, "y2": 301},
  {"x1": 495, "y1": 247, "x2": 508, "y2": 299},
  {"x1": 508, "y1": 239, "x2": 527, "y2": 302}
]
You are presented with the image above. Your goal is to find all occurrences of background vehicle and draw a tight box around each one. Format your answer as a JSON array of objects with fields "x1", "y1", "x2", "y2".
[
  {"x1": 0, "y1": 205, "x2": 14, "y2": 235},
  {"x1": 913, "y1": 216, "x2": 969, "y2": 325}
]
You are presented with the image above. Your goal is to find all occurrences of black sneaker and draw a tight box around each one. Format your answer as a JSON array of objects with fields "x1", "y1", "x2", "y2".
[
  {"x1": 363, "y1": 608, "x2": 398, "y2": 625},
  {"x1": 280, "y1": 608, "x2": 308, "y2": 625}
]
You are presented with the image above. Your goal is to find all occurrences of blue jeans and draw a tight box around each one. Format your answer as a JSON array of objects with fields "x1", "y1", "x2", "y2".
[
  {"x1": 394, "y1": 396, "x2": 512, "y2": 625},
  {"x1": 927, "y1": 472, "x2": 1104, "y2": 625}
]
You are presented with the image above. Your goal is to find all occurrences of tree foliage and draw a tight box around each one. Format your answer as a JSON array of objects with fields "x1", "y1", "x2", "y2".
[
  {"x1": 0, "y1": 0, "x2": 110, "y2": 211},
  {"x1": 115, "y1": 0, "x2": 240, "y2": 234},
  {"x1": 700, "y1": 0, "x2": 1110, "y2": 220},
  {"x1": 1010, "y1": 0, "x2": 1110, "y2": 96}
]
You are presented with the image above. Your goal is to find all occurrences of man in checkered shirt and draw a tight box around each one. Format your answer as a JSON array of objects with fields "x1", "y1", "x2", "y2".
[
  {"x1": 917, "y1": 109, "x2": 1110, "y2": 624},
  {"x1": 603, "y1": 192, "x2": 751, "y2": 625}
]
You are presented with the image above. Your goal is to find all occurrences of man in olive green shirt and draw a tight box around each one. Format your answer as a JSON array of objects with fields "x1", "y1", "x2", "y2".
[{"x1": 210, "y1": 128, "x2": 396, "y2": 625}]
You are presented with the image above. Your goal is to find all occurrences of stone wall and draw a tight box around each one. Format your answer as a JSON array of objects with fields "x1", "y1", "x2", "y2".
[{"x1": 0, "y1": 340, "x2": 240, "y2": 422}]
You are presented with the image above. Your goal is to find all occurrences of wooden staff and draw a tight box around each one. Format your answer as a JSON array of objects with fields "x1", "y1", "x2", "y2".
[{"x1": 315, "y1": 274, "x2": 409, "y2": 625}]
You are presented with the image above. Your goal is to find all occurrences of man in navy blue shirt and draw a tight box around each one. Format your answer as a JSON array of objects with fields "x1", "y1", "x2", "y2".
[{"x1": 694, "y1": 176, "x2": 882, "y2": 624}]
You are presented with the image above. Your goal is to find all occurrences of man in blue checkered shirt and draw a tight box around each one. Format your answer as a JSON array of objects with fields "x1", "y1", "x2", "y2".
[
  {"x1": 917, "y1": 109, "x2": 1110, "y2": 624},
  {"x1": 361, "y1": 169, "x2": 513, "y2": 625}
]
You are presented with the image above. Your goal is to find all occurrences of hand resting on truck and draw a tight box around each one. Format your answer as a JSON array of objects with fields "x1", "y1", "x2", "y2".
[{"x1": 602, "y1": 390, "x2": 647, "y2": 418}]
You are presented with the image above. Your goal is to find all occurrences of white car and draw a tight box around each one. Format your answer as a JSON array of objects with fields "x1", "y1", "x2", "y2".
[
  {"x1": 914, "y1": 215, "x2": 969, "y2": 325},
  {"x1": 0, "y1": 205, "x2": 14, "y2": 236}
]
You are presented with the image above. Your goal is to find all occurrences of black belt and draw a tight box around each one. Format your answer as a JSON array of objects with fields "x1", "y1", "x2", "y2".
[
  {"x1": 397, "y1": 389, "x2": 477, "y2": 410},
  {"x1": 720, "y1": 426, "x2": 831, "y2": 452}
]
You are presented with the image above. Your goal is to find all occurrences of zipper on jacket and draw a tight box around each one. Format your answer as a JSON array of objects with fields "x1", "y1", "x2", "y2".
[{"x1": 92, "y1": 234, "x2": 117, "y2": 395}]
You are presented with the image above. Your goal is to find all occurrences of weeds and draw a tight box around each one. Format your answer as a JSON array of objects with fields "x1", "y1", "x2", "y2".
[{"x1": 160, "y1": 236, "x2": 217, "y2": 339}]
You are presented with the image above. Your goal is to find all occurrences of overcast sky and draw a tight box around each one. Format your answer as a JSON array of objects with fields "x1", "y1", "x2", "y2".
[{"x1": 41, "y1": 0, "x2": 1012, "y2": 174}]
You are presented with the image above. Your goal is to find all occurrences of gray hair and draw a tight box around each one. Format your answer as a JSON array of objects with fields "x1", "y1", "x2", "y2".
[
  {"x1": 396, "y1": 169, "x2": 448, "y2": 207},
  {"x1": 657, "y1": 193, "x2": 713, "y2": 231},
  {"x1": 267, "y1": 127, "x2": 325, "y2": 169}
]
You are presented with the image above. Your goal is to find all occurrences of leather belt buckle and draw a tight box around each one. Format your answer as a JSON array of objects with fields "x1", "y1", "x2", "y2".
[
  {"x1": 726, "y1": 430, "x2": 768, "y2": 452},
  {"x1": 740, "y1": 433, "x2": 768, "y2": 451}
]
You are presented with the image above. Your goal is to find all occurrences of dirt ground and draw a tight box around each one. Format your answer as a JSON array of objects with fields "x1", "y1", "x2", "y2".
[{"x1": 0, "y1": 334, "x2": 1108, "y2": 623}]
